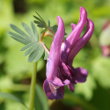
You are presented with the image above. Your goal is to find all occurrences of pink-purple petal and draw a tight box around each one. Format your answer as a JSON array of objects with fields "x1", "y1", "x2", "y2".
[
  {"x1": 66, "y1": 7, "x2": 87, "y2": 50},
  {"x1": 43, "y1": 80, "x2": 64, "y2": 99},
  {"x1": 68, "y1": 19, "x2": 94, "y2": 64},
  {"x1": 61, "y1": 7, "x2": 87, "y2": 63},
  {"x1": 71, "y1": 23, "x2": 76, "y2": 30},
  {"x1": 46, "y1": 16, "x2": 65, "y2": 80},
  {"x1": 74, "y1": 67, "x2": 88, "y2": 83},
  {"x1": 68, "y1": 83, "x2": 74, "y2": 91}
]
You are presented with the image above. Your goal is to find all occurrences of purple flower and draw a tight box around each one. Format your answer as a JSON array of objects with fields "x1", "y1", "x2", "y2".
[{"x1": 43, "y1": 7, "x2": 94, "y2": 99}]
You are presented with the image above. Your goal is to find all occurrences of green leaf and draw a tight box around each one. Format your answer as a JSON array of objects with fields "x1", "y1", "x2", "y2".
[
  {"x1": 0, "y1": 92, "x2": 26, "y2": 108},
  {"x1": 24, "y1": 43, "x2": 37, "y2": 56},
  {"x1": 33, "y1": 12, "x2": 47, "y2": 29},
  {"x1": 9, "y1": 32, "x2": 30, "y2": 44},
  {"x1": 35, "y1": 11, "x2": 45, "y2": 23},
  {"x1": 9, "y1": 22, "x2": 45, "y2": 62},
  {"x1": 31, "y1": 22, "x2": 38, "y2": 41},
  {"x1": 34, "y1": 20, "x2": 46, "y2": 28},
  {"x1": 50, "y1": 25, "x2": 58, "y2": 33},
  {"x1": 20, "y1": 42, "x2": 36, "y2": 51},
  {"x1": 10, "y1": 24, "x2": 31, "y2": 40},
  {"x1": 28, "y1": 42, "x2": 44, "y2": 62},
  {"x1": 33, "y1": 15, "x2": 43, "y2": 23},
  {"x1": 9, "y1": 23, "x2": 38, "y2": 44},
  {"x1": 44, "y1": 50, "x2": 48, "y2": 60},
  {"x1": 38, "y1": 23, "x2": 46, "y2": 28},
  {"x1": 48, "y1": 20, "x2": 50, "y2": 27},
  {"x1": 22, "y1": 22, "x2": 33, "y2": 38},
  {"x1": 35, "y1": 85, "x2": 49, "y2": 110}
]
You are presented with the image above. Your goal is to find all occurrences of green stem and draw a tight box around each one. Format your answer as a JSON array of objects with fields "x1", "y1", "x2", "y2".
[{"x1": 29, "y1": 63, "x2": 37, "y2": 110}]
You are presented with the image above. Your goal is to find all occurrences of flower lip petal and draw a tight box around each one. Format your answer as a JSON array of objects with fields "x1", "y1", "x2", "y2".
[
  {"x1": 68, "y1": 83, "x2": 74, "y2": 91},
  {"x1": 50, "y1": 77, "x2": 70, "y2": 87},
  {"x1": 43, "y1": 80, "x2": 64, "y2": 99},
  {"x1": 74, "y1": 67, "x2": 88, "y2": 83}
]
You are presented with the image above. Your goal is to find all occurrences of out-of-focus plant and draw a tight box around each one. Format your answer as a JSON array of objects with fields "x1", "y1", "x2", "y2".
[{"x1": 99, "y1": 20, "x2": 110, "y2": 57}]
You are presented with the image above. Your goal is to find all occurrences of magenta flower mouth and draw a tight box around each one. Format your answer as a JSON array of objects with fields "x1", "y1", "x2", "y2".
[{"x1": 43, "y1": 7, "x2": 94, "y2": 99}]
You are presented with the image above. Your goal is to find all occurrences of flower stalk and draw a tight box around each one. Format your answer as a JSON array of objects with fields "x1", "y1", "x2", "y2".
[{"x1": 29, "y1": 63, "x2": 37, "y2": 110}]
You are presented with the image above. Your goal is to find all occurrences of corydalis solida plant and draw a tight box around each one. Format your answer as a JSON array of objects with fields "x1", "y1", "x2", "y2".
[
  {"x1": 9, "y1": 6, "x2": 94, "y2": 101},
  {"x1": 43, "y1": 7, "x2": 94, "y2": 99}
]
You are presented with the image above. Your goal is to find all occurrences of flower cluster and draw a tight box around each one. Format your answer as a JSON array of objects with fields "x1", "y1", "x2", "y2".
[{"x1": 43, "y1": 7, "x2": 94, "y2": 99}]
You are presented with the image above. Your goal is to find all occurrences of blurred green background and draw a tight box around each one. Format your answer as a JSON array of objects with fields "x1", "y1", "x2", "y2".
[{"x1": 0, "y1": 0, "x2": 110, "y2": 110}]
